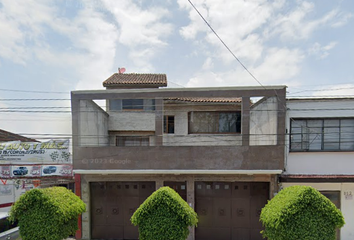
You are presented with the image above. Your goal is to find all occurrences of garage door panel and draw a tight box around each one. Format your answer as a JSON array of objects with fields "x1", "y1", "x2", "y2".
[
  {"x1": 195, "y1": 227, "x2": 214, "y2": 240},
  {"x1": 91, "y1": 181, "x2": 155, "y2": 240},
  {"x1": 232, "y1": 228, "x2": 250, "y2": 240},
  {"x1": 232, "y1": 198, "x2": 250, "y2": 228},
  {"x1": 250, "y1": 198, "x2": 267, "y2": 229},
  {"x1": 195, "y1": 197, "x2": 213, "y2": 227},
  {"x1": 139, "y1": 182, "x2": 155, "y2": 197},
  {"x1": 107, "y1": 202, "x2": 123, "y2": 226},
  {"x1": 213, "y1": 198, "x2": 231, "y2": 227},
  {"x1": 196, "y1": 182, "x2": 269, "y2": 240},
  {"x1": 232, "y1": 183, "x2": 251, "y2": 198},
  {"x1": 251, "y1": 182, "x2": 269, "y2": 197},
  {"x1": 106, "y1": 226, "x2": 124, "y2": 240},
  {"x1": 250, "y1": 228, "x2": 264, "y2": 240},
  {"x1": 124, "y1": 225, "x2": 139, "y2": 240},
  {"x1": 213, "y1": 182, "x2": 232, "y2": 197}
]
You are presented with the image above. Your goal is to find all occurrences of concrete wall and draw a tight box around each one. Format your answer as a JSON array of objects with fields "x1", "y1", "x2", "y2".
[
  {"x1": 250, "y1": 97, "x2": 278, "y2": 146},
  {"x1": 285, "y1": 99, "x2": 354, "y2": 175},
  {"x1": 79, "y1": 100, "x2": 109, "y2": 146},
  {"x1": 282, "y1": 182, "x2": 354, "y2": 240},
  {"x1": 73, "y1": 145, "x2": 284, "y2": 171},
  {"x1": 108, "y1": 112, "x2": 155, "y2": 131}
]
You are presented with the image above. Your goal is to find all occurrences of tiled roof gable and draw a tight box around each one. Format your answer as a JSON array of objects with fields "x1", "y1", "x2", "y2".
[
  {"x1": 0, "y1": 129, "x2": 38, "y2": 142},
  {"x1": 103, "y1": 73, "x2": 167, "y2": 88}
]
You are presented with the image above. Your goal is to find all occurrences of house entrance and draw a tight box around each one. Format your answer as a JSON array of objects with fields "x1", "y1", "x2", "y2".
[
  {"x1": 90, "y1": 181, "x2": 155, "y2": 240},
  {"x1": 195, "y1": 182, "x2": 269, "y2": 240}
]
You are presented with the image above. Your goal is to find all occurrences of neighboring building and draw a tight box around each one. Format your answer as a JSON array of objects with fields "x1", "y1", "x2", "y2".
[
  {"x1": 281, "y1": 98, "x2": 354, "y2": 240},
  {"x1": 0, "y1": 129, "x2": 74, "y2": 213},
  {"x1": 71, "y1": 72, "x2": 287, "y2": 240}
]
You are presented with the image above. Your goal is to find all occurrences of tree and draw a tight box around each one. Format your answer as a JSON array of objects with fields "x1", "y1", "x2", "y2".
[
  {"x1": 131, "y1": 186, "x2": 198, "y2": 240},
  {"x1": 10, "y1": 187, "x2": 86, "y2": 240},
  {"x1": 260, "y1": 185, "x2": 344, "y2": 240}
]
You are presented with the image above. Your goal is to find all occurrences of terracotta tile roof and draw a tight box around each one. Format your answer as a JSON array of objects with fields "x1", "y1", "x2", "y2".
[
  {"x1": 103, "y1": 73, "x2": 167, "y2": 87},
  {"x1": 0, "y1": 129, "x2": 38, "y2": 142},
  {"x1": 166, "y1": 97, "x2": 242, "y2": 103}
]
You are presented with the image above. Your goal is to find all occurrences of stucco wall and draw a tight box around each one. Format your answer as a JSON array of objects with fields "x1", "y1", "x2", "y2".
[
  {"x1": 79, "y1": 100, "x2": 109, "y2": 146},
  {"x1": 282, "y1": 182, "x2": 354, "y2": 240},
  {"x1": 250, "y1": 97, "x2": 278, "y2": 146}
]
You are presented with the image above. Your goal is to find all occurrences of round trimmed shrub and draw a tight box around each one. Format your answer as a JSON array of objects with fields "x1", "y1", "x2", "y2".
[
  {"x1": 131, "y1": 186, "x2": 198, "y2": 240},
  {"x1": 9, "y1": 186, "x2": 86, "y2": 240},
  {"x1": 260, "y1": 185, "x2": 344, "y2": 240}
]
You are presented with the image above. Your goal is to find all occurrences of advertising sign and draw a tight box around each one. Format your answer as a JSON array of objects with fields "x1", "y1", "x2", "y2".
[
  {"x1": 0, "y1": 139, "x2": 71, "y2": 164},
  {"x1": 0, "y1": 165, "x2": 73, "y2": 178}
]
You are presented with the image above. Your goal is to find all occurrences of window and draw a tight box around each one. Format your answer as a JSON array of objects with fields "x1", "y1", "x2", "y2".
[
  {"x1": 109, "y1": 99, "x2": 155, "y2": 111},
  {"x1": 116, "y1": 136, "x2": 149, "y2": 146},
  {"x1": 122, "y1": 99, "x2": 144, "y2": 110},
  {"x1": 188, "y1": 111, "x2": 241, "y2": 133},
  {"x1": 164, "y1": 116, "x2": 175, "y2": 134},
  {"x1": 290, "y1": 118, "x2": 354, "y2": 151}
]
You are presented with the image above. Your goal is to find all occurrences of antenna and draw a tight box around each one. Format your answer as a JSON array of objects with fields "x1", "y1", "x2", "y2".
[{"x1": 118, "y1": 67, "x2": 126, "y2": 74}]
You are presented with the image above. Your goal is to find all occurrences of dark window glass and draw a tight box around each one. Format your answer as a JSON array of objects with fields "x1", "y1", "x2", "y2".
[
  {"x1": 290, "y1": 118, "x2": 354, "y2": 151},
  {"x1": 189, "y1": 112, "x2": 241, "y2": 133},
  {"x1": 122, "y1": 99, "x2": 144, "y2": 110},
  {"x1": 164, "y1": 116, "x2": 175, "y2": 134}
]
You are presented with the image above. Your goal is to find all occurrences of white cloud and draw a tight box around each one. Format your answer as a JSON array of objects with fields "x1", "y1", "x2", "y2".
[
  {"x1": 266, "y1": 1, "x2": 339, "y2": 41},
  {"x1": 101, "y1": 0, "x2": 173, "y2": 71},
  {"x1": 308, "y1": 41, "x2": 337, "y2": 59},
  {"x1": 186, "y1": 47, "x2": 304, "y2": 87},
  {"x1": 0, "y1": 0, "x2": 56, "y2": 64},
  {"x1": 331, "y1": 12, "x2": 353, "y2": 28}
]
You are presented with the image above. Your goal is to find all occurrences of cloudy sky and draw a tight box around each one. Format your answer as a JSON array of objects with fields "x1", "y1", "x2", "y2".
[{"x1": 0, "y1": 0, "x2": 353, "y2": 138}]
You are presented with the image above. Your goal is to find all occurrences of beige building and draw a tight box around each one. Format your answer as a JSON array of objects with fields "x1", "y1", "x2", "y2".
[{"x1": 71, "y1": 73, "x2": 287, "y2": 240}]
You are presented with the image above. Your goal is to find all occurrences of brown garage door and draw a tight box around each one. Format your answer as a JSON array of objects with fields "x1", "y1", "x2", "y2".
[
  {"x1": 90, "y1": 182, "x2": 155, "y2": 240},
  {"x1": 195, "y1": 182, "x2": 269, "y2": 240}
]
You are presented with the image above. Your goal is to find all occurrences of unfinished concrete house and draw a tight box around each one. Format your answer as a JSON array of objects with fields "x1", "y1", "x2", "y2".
[{"x1": 71, "y1": 72, "x2": 286, "y2": 240}]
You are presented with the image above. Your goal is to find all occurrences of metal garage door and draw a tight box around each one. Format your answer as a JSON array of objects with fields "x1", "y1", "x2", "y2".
[
  {"x1": 195, "y1": 182, "x2": 269, "y2": 240},
  {"x1": 90, "y1": 182, "x2": 155, "y2": 240}
]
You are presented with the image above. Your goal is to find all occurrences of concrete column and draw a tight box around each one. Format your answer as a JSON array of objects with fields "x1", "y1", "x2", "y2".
[
  {"x1": 242, "y1": 96, "x2": 250, "y2": 146},
  {"x1": 155, "y1": 179, "x2": 164, "y2": 189},
  {"x1": 81, "y1": 176, "x2": 90, "y2": 240},
  {"x1": 155, "y1": 98, "x2": 163, "y2": 146},
  {"x1": 186, "y1": 178, "x2": 195, "y2": 240},
  {"x1": 269, "y1": 175, "x2": 279, "y2": 199}
]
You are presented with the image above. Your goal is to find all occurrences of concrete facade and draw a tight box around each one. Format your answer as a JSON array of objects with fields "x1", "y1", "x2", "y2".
[
  {"x1": 282, "y1": 98, "x2": 354, "y2": 240},
  {"x1": 71, "y1": 85, "x2": 287, "y2": 240}
]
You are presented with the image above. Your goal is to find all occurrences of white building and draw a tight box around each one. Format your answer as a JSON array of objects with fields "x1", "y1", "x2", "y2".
[{"x1": 282, "y1": 98, "x2": 354, "y2": 240}]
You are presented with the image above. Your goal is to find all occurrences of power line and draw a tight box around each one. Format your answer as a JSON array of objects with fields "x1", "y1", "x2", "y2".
[
  {"x1": 187, "y1": 0, "x2": 264, "y2": 88},
  {"x1": 0, "y1": 88, "x2": 68, "y2": 94}
]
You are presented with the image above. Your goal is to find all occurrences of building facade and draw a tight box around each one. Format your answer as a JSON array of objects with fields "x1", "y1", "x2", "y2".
[
  {"x1": 71, "y1": 73, "x2": 287, "y2": 240},
  {"x1": 281, "y1": 98, "x2": 354, "y2": 240}
]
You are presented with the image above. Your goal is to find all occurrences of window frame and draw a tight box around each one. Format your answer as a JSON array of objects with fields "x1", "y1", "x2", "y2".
[
  {"x1": 188, "y1": 111, "x2": 241, "y2": 134},
  {"x1": 290, "y1": 118, "x2": 354, "y2": 152},
  {"x1": 163, "y1": 115, "x2": 175, "y2": 134}
]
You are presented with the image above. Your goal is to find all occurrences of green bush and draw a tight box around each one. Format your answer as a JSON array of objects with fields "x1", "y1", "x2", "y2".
[
  {"x1": 260, "y1": 185, "x2": 344, "y2": 240},
  {"x1": 9, "y1": 187, "x2": 86, "y2": 240},
  {"x1": 131, "y1": 186, "x2": 198, "y2": 240}
]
